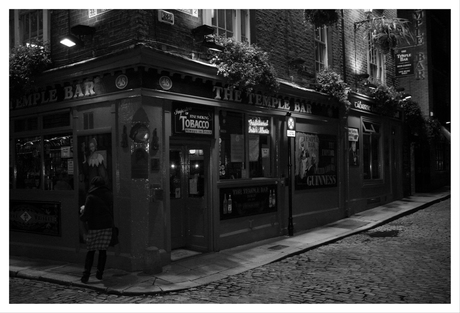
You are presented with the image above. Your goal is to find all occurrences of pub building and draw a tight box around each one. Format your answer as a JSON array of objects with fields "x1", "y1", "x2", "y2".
[{"x1": 10, "y1": 45, "x2": 403, "y2": 272}]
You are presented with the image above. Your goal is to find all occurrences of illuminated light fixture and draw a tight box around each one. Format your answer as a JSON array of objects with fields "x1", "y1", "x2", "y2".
[
  {"x1": 129, "y1": 123, "x2": 150, "y2": 143},
  {"x1": 60, "y1": 34, "x2": 82, "y2": 47},
  {"x1": 402, "y1": 93, "x2": 412, "y2": 101},
  {"x1": 60, "y1": 24, "x2": 96, "y2": 48}
]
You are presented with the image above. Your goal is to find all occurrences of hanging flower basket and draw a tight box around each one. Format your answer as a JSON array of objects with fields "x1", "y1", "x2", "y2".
[
  {"x1": 358, "y1": 16, "x2": 414, "y2": 54},
  {"x1": 364, "y1": 84, "x2": 402, "y2": 116},
  {"x1": 304, "y1": 10, "x2": 340, "y2": 27},
  {"x1": 211, "y1": 36, "x2": 279, "y2": 94}
]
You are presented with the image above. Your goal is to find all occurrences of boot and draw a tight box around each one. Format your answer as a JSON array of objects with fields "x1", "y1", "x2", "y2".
[
  {"x1": 96, "y1": 250, "x2": 107, "y2": 280},
  {"x1": 81, "y1": 250, "x2": 95, "y2": 283}
]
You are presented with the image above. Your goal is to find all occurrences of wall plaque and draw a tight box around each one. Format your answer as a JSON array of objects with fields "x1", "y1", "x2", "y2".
[{"x1": 10, "y1": 200, "x2": 61, "y2": 236}]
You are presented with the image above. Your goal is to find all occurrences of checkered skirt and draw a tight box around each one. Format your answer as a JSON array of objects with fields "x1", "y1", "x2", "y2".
[{"x1": 86, "y1": 228, "x2": 112, "y2": 251}]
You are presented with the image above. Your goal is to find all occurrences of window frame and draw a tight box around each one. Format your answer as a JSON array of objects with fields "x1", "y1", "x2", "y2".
[
  {"x1": 362, "y1": 118, "x2": 383, "y2": 181},
  {"x1": 11, "y1": 110, "x2": 73, "y2": 190},
  {"x1": 218, "y1": 109, "x2": 274, "y2": 181},
  {"x1": 315, "y1": 26, "x2": 329, "y2": 73},
  {"x1": 203, "y1": 9, "x2": 251, "y2": 43},
  {"x1": 11, "y1": 9, "x2": 50, "y2": 49},
  {"x1": 367, "y1": 34, "x2": 386, "y2": 85},
  {"x1": 435, "y1": 143, "x2": 446, "y2": 171}
]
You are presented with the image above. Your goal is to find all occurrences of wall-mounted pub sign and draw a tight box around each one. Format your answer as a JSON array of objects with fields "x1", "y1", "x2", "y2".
[
  {"x1": 172, "y1": 102, "x2": 214, "y2": 136},
  {"x1": 395, "y1": 48, "x2": 414, "y2": 77}
]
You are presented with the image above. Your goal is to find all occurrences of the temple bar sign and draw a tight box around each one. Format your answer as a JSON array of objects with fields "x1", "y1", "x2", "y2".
[
  {"x1": 11, "y1": 80, "x2": 96, "y2": 110},
  {"x1": 395, "y1": 49, "x2": 414, "y2": 77}
]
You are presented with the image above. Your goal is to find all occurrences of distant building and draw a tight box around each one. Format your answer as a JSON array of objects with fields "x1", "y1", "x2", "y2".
[{"x1": 396, "y1": 9, "x2": 451, "y2": 193}]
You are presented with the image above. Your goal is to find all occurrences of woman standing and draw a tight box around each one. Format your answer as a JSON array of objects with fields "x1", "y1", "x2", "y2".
[{"x1": 79, "y1": 176, "x2": 113, "y2": 283}]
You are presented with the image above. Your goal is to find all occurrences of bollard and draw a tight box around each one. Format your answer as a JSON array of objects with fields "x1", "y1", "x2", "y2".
[{"x1": 143, "y1": 246, "x2": 162, "y2": 274}]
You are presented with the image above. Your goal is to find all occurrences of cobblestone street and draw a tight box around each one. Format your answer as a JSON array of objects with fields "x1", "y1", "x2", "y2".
[{"x1": 9, "y1": 199, "x2": 451, "y2": 305}]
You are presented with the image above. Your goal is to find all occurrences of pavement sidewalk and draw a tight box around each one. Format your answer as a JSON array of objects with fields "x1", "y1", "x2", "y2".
[{"x1": 9, "y1": 187, "x2": 450, "y2": 296}]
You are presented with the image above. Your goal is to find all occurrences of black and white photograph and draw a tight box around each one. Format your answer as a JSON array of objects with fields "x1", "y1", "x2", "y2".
[{"x1": 6, "y1": 3, "x2": 458, "y2": 313}]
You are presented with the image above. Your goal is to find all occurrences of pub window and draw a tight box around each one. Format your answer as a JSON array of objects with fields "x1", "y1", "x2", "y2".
[
  {"x1": 14, "y1": 116, "x2": 38, "y2": 133},
  {"x1": 219, "y1": 111, "x2": 274, "y2": 180},
  {"x1": 367, "y1": 33, "x2": 386, "y2": 85},
  {"x1": 219, "y1": 111, "x2": 245, "y2": 179},
  {"x1": 315, "y1": 26, "x2": 328, "y2": 73},
  {"x1": 204, "y1": 9, "x2": 250, "y2": 42},
  {"x1": 10, "y1": 10, "x2": 50, "y2": 49},
  {"x1": 362, "y1": 120, "x2": 381, "y2": 180},
  {"x1": 12, "y1": 110, "x2": 73, "y2": 190},
  {"x1": 43, "y1": 111, "x2": 70, "y2": 129},
  {"x1": 44, "y1": 134, "x2": 74, "y2": 190},
  {"x1": 15, "y1": 136, "x2": 42, "y2": 189},
  {"x1": 435, "y1": 143, "x2": 445, "y2": 171},
  {"x1": 248, "y1": 116, "x2": 271, "y2": 178}
]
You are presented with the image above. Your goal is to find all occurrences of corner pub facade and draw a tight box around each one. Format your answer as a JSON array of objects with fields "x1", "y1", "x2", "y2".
[{"x1": 10, "y1": 9, "x2": 404, "y2": 272}]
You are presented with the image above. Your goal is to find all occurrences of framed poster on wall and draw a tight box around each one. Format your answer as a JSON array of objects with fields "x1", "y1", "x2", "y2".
[{"x1": 295, "y1": 132, "x2": 337, "y2": 189}]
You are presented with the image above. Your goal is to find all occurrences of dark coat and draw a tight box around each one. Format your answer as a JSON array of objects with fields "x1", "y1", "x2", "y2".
[{"x1": 80, "y1": 185, "x2": 113, "y2": 230}]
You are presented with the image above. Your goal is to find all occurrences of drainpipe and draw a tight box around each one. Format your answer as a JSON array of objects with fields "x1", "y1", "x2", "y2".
[{"x1": 341, "y1": 9, "x2": 350, "y2": 217}]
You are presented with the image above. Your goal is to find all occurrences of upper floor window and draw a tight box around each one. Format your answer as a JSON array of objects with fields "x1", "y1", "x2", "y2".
[
  {"x1": 203, "y1": 9, "x2": 250, "y2": 42},
  {"x1": 10, "y1": 10, "x2": 50, "y2": 49},
  {"x1": 367, "y1": 34, "x2": 386, "y2": 85},
  {"x1": 435, "y1": 143, "x2": 446, "y2": 171},
  {"x1": 315, "y1": 26, "x2": 328, "y2": 72}
]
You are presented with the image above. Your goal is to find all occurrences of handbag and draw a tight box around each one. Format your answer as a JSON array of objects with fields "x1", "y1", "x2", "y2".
[
  {"x1": 104, "y1": 203, "x2": 119, "y2": 247},
  {"x1": 109, "y1": 226, "x2": 119, "y2": 247}
]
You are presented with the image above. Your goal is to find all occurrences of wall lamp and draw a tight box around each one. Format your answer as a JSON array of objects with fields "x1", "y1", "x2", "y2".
[
  {"x1": 60, "y1": 24, "x2": 96, "y2": 48},
  {"x1": 402, "y1": 93, "x2": 412, "y2": 101}
]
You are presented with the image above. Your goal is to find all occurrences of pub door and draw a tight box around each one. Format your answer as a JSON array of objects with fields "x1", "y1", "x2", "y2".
[{"x1": 169, "y1": 142, "x2": 211, "y2": 252}]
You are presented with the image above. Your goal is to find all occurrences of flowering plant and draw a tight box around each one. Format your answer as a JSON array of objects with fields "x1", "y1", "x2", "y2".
[
  {"x1": 358, "y1": 16, "x2": 414, "y2": 54},
  {"x1": 304, "y1": 10, "x2": 340, "y2": 27},
  {"x1": 315, "y1": 68, "x2": 351, "y2": 112},
  {"x1": 211, "y1": 37, "x2": 279, "y2": 94},
  {"x1": 9, "y1": 41, "x2": 52, "y2": 99},
  {"x1": 364, "y1": 84, "x2": 402, "y2": 116}
]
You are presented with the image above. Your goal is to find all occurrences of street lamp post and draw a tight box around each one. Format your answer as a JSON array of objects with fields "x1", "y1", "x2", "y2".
[{"x1": 286, "y1": 113, "x2": 296, "y2": 236}]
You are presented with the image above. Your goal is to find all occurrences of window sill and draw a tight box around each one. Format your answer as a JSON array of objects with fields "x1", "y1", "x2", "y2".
[
  {"x1": 217, "y1": 177, "x2": 278, "y2": 188},
  {"x1": 362, "y1": 179, "x2": 384, "y2": 187}
]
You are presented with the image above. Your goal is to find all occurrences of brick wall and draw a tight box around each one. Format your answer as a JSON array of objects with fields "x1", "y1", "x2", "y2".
[
  {"x1": 252, "y1": 9, "x2": 345, "y2": 87},
  {"x1": 48, "y1": 8, "x2": 401, "y2": 93},
  {"x1": 51, "y1": 9, "x2": 140, "y2": 67}
]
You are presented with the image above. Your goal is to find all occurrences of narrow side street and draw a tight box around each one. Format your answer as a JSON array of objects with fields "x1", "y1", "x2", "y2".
[{"x1": 9, "y1": 198, "x2": 451, "y2": 304}]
